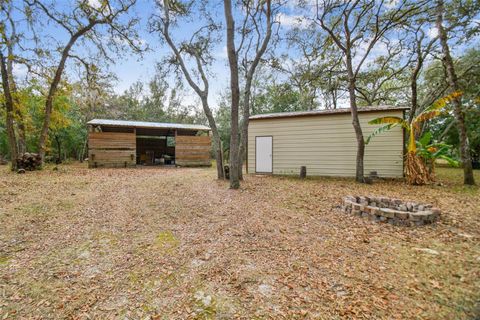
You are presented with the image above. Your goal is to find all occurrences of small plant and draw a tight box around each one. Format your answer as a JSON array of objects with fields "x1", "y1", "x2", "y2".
[
  {"x1": 154, "y1": 230, "x2": 179, "y2": 253},
  {"x1": 415, "y1": 131, "x2": 459, "y2": 179},
  {"x1": 366, "y1": 92, "x2": 461, "y2": 185},
  {"x1": 193, "y1": 290, "x2": 216, "y2": 319}
]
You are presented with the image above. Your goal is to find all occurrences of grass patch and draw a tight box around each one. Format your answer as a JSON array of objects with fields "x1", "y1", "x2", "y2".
[
  {"x1": 18, "y1": 202, "x2": 50, "y2": 216},
  {"x1": 0, "y1": 255, "x2": 10, "y2": 265},
  {"x1": 193, "y1": 290, "x2": 217, "y2": 320},
  {"x1": 436, "y1": 167, "x2": 480, "y2": 185},
  {"x1": 154, "y1": 231, "x2": 179, "y2": 253},
  {"x1": 57, "y1": 199, "x2": 76, "y2": 211}
]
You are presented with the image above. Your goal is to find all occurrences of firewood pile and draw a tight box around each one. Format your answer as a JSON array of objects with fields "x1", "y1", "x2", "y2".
[{"x1": 17, "y1": 153, "x2": 42, "y2": 171}]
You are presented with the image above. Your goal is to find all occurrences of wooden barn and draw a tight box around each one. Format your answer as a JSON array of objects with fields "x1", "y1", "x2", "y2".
[{"x1": 87, "y1": 119, "x2": 211, "y2": 168}]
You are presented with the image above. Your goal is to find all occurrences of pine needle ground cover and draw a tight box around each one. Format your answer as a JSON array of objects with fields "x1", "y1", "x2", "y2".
[{"x1": 1, "y1": 164, "x2": 479, "y2": 319}]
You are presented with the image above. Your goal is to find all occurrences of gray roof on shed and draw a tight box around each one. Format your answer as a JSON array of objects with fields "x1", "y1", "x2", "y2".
[
  {"x1": 249, "y1": 105, "x2": 409, "y2": 120},
  {"x1": 87, "y1": 119, "x2": 211, "y2": 131}
]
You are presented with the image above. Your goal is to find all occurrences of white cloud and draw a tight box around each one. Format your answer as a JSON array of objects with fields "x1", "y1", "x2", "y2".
[
  {"x1": 13, "y1": 63, "x2": 28, "y2": 78},
  {"x1": 352, "y1": 40, "x2": 395, "y2": 67},
  {"x1": 276, "y1": 13, "x2": 309, "y2": 29},
  {"x1": 87, "y1": 0, "x2": 102, "y2": 9},
  {"x1": 385, "y1": 0, "x2": 400, "y2": 9},
  {"x1": 212, "y1": 45, "x2": 228, "y2": 60},
  {"x1": 428, "y1": 27, "x2": 438, "y2": 39}
]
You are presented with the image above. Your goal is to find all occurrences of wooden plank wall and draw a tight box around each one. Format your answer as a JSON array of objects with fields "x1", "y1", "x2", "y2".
[
  {"x1": 88, "y1": 132, "x2": 136, "y2": 168},
  {"x1": 175, "y1": 135, "x2": 211, "y2": 166}
]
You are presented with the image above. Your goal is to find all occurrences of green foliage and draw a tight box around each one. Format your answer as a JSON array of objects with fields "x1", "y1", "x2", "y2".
[
  {"x1": 215, "y1": 92, "x2": 232, "y2": 160},
  {"x1": 415, "y1": 131, "x2": 459, "y2": 168},
  {"x1": 367, "y1": 92, "x2": 460, "y2": 153},
  {"x1": 365, "y1": 123, "x2": 400, "y2": 145},
  {"x1": 424, "y1": 48, "x2": 480, "y2": 162},
  {"x1": 0, "y1": 67, "x2": 206, "y2": 161},
  {"x1": 0, "y1": 125, "x2": 7, "y2": 157},
  {"x1": 252, "y1": 82, "x2": 302, "y2": 115}
]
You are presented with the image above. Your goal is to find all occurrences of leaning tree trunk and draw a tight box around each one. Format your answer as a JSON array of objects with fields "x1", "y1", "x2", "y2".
[
  {"x1": 0, "y1": 52, "x2": 18, "y2": 171},
  {"x1": 37, "y1": 23, "x2": 95, "y2": 164},
  {"x1": 37, "y1": 61, "x2": 68, "y2": 164},
  {"x1": 436, "y1": 0, "x2": 475, "y2": 185},
  {"x1": 409, "y1": 52, "x2": 423, "y2": 124},
  {"x1": 161, "y1": 1, "x2": 224, "y2": 180}
]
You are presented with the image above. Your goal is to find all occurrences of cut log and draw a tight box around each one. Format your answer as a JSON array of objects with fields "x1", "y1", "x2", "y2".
[{"x1": 16, "y1": 152, "x2": 42, "y2": 171}]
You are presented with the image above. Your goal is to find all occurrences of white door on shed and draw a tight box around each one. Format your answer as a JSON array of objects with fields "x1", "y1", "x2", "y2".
[{"x1": 256, "y1": 136, "x2": 272, "y2": 173}]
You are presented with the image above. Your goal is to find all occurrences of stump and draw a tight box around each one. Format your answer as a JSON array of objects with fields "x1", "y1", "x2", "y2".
[
  {"x1": 300, "y1": 166, "x2": 307, "y2": 179},
  {"x1": 224, "y1": 165, "x2": 230, "y2": 180}
]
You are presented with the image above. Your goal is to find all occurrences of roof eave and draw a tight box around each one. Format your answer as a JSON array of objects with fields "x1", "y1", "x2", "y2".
[
  {"x1": 249, "y1": 106, "x2": 410, "y2": 121},
  {"x1": 87, "y1": 119, "x2": 211, "y2": 131}
]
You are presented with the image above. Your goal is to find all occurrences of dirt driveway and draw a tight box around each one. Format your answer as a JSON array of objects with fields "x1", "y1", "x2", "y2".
[{"x1": 0, "y1": 164, "x2": 479, "y2": 319}]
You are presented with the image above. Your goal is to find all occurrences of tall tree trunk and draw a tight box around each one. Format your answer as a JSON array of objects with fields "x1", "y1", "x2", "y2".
[
  {"x1": 238, "y1": 81, "x2": 252, "y2": 180},
  {"x1": 436, "y1": 0, "x2": 475, "y2": 185},
  {"x1": 409, "y1": 34, "x2": 427, "y2": 124},
  {"x1": 408, "y1": 49, "x2": 422, "y2": 151},
  {"x1": 238, "y1": 89, "x2": 251, "y2": 180},
  {"x1": 224, "y1": 0, "x2": 240, "y2": 189},
  {"x1": 37, "y1": 49, "x2": 71, "y2": 163},
  {"x1": 0, "y1": 52, "x2": 18, "y2": 170},
  {"x1": 14, "y1": 105, "x2": 27, "y2": 154},
  {"x1": 200, "y1": 96, "x2": 224, "y2": 179},
  {"x1": 346, "y1": 54, "x2": 365, "y2": 183},
  {"x1": 409, "y1": 75, "x2": 419, "y2": 124},
  {"x1": 80, "y1": 135, "x2": 88, "y2": 162},
  {"x1": 54, "y1": 134, "x2": 62, "y2": 164}
]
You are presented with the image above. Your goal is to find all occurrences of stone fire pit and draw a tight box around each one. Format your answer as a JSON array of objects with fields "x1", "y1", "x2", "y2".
[{"x1": 341, "y1": 196, "x2": 440, "y2": 226}]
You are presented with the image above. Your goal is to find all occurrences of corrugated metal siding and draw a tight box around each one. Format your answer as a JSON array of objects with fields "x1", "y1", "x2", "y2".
[
  {"x1": 87, "y1": 119, "x2": 210, "y2": 131},
  {"x1": 247, "y1": 110, "x2": 404, "y2": 178}
]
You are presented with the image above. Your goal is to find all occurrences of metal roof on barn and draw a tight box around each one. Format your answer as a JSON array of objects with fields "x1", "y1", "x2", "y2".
[
  {"x1": 249, "y1": 105, "x2": 409, "y2": 120},
  {"x1": 87, "y1": 119, "x2": 211, "y2": 131}
]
